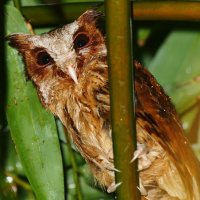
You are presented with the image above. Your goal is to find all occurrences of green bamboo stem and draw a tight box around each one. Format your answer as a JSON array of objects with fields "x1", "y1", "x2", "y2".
[
  {"x1": 64, "y1": 127, "x2": 83, "y2": 200},
  {"x1": 21, "y1": 2, "x2": 104, "y2": 26},
  {"x1": 5, "y1": 171, "x2": 32, "y2": 191},
  {"x1": 13, "y1": 0, "x2": 21, "y2": 11},
  {"x1": 20, "y1": 1, "x2": 200, "y2": 27},
  {"x1": 105, "y1": 1, "x2": 139, "y2": 200},
  {"x1": 134, "y1": 1, "x2": 200, "y2": 21}
]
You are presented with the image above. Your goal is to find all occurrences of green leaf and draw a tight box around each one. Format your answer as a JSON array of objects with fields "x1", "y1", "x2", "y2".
[
  {"x1": 148, "y1": 29, "x2": 200, "y2": 141},
  {"x1": 4, "y1": 5, "x2": 64, "y2": 199},
  {"x1": 149, "y1": 30, "x2": 200, "y2": 111}
]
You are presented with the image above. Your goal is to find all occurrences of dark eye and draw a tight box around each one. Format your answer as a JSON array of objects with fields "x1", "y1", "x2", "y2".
[
  {"x1": 37, "y1": 52, "x2": 52, "y2": 66},
  {"x1": 74, "y1": 33, "x2": 90, "y2": 49}
]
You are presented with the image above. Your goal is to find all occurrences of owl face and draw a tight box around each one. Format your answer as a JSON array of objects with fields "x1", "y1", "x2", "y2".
[{"x1": 7, "y1": 7, "x2": 106, "y2": 96}]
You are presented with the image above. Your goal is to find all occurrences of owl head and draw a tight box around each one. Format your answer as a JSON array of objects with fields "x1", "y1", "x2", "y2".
[{"x1": 6, "y1": 4, "x2": 106, "y2": 87}]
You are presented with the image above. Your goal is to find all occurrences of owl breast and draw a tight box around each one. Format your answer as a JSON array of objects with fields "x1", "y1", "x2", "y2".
[{"x1": 48, "y1": 58, "x2": 115, "y2": 188}]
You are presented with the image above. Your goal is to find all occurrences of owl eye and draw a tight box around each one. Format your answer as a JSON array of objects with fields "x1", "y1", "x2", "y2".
[
  {"x1": 74, "y1": 33, "x2": 90, "y2": 49},
  {"x1": 37, "y1": 52, "x2": 52, "y2": 66}
]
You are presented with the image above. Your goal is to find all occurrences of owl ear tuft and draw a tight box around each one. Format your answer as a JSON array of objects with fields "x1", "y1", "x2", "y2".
[
  {"x1": 6, "y1": 33, "x2": 31, "y2": 53},
  {"x1": 78, "y1": 3, "x2": 105, "y2": 25}
]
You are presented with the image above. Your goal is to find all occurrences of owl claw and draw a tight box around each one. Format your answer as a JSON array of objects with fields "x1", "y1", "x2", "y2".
[
  {"x1": 130, "y1": 143, "x2": 146, "y2": 163},
  {"x1": 107, "y1": 182, "x2": 122, "y2": 193},
  {"x1": 106, "y1": 166, "x2": 121, "y2": 172}
]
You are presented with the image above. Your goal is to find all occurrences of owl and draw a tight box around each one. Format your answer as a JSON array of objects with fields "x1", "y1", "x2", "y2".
[{"x1": 7, "y1": 4, "x2": 200, "y2": 200}]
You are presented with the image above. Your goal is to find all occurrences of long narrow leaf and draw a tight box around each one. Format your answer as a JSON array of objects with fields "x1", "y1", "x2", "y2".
[{"x1": 4, "y1": 5, "x2": 64, "y2": 199}]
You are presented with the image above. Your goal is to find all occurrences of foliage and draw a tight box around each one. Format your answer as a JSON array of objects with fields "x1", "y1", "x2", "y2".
[{"x1": 1, "y1": 1, "x2": 200, "y2": 199}]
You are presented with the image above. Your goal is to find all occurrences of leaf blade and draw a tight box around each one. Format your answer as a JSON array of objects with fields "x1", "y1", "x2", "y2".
[{"x1": 4, "y1": 5, "x2": 64, "y2": 199}]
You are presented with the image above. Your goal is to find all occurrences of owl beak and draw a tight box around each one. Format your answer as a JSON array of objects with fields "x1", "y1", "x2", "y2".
[{"x1": 67, "y1": 66, "x2": 78, "y2": 84}]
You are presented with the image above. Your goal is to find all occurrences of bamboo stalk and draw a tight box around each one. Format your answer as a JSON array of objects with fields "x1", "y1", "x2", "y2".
[
  {"x1": 13, "y1": 0, "x2": 21, "y2": 11},
  {"x1": 134, "y1": 1, "x2": 200, "y2": 21},
  {"x1": 105, "y1": 1, "x2": 139, "y2": 200},
  {"x1": 21, "y1": 2, "x2": 103, "y2": 26},
  {"x1": 20, "y1": 1, "x2": 200, "y2": 27},
  {"x1": 64, "y1": 127, "x2": 83, "y2": 200},
  {"x1": 5, "y1": 171, "x2": 32, "y2": 191}
]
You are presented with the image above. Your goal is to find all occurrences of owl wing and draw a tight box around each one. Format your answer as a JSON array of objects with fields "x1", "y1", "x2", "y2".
[{"x1": 134, "y1": 60, "x2": 200, "y2": 199}]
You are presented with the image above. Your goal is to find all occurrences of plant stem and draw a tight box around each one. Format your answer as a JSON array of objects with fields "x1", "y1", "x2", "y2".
[
  {"x1": 64, "y1": 127, "x2": 83, "y2": 200},
  {"x1": 106, "y1": 0, "x2": 139, "y2": 200},
  {"x1": 20, "y1": 2, "x2": 200, "y2": 27},
  {"x1": 5, "y1": 171, "x2": 32, "y2": 191},
  {"x1": 13, "y1": 0, "x2": 21, "y2": 11},
  {"x1": 133, "y1": 1, "x2": 200, "y2": 21}
]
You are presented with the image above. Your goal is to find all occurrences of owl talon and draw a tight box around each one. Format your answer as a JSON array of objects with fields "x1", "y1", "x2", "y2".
[
  {"x1": 106, "y1": 166, "x2": 121, "y2": 172},
  {"x1": 106, "y1": 149, "x2": 114, "y2": 161},
  {"x1": 130, "y1": 143, "x2": 146, "y2": 163},
  {"x1": 107, "y1": 182, "x2": 122, "y2": 193}
]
